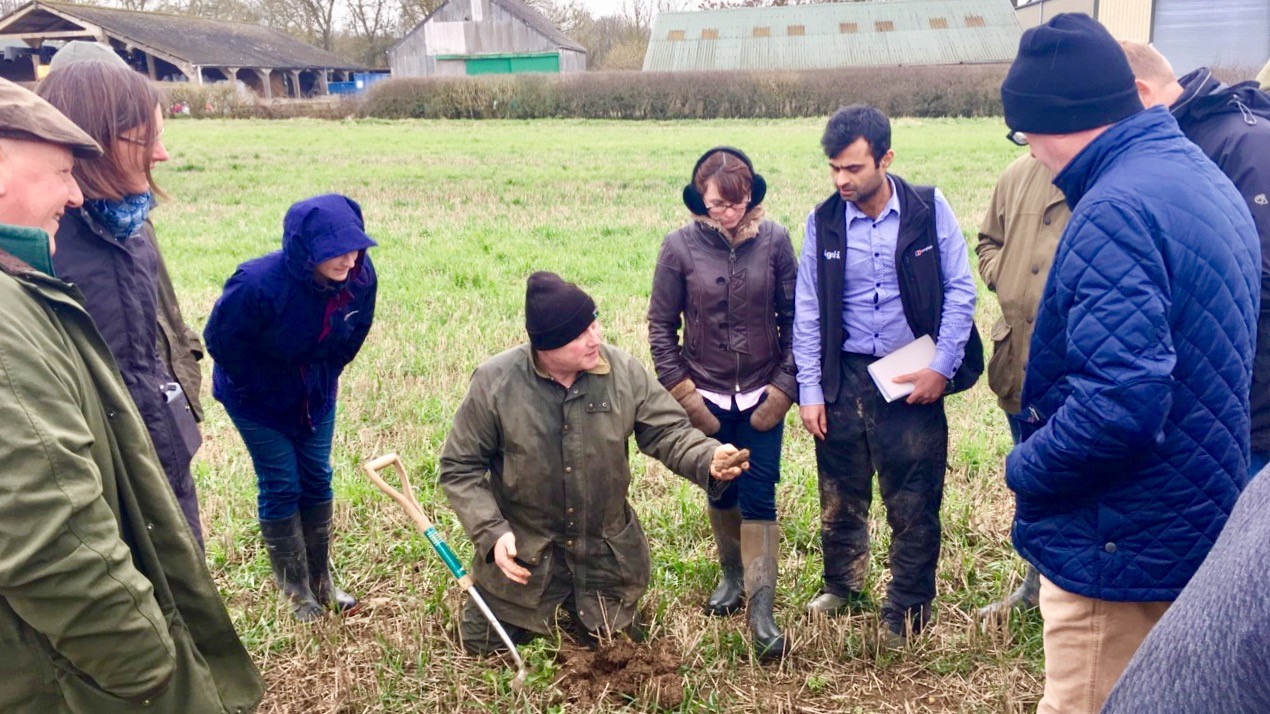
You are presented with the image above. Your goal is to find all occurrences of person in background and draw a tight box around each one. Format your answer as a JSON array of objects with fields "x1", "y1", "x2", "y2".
[
  {"x1": 0, "y1": 76, "x2": 262, "y2": 714},
  {"x1": 1122, "y1": 40, "x2": 1270, "y2": 474},
  {"x1": 794, "y1": 104, "x2": 980, "y2": 646},
  {"x1": 37, "y1": 60, "x2": 205, "y2": 545},
  {"x1": 1000, "y1": 14, "x2": 1258, "y2": 713},
  {"x1": 204, "y1": 194, "x2": 377, "y2": 621},
  {"x1": 441, "y1": 272, "x2": 750, "y2": 654},
  {"x1": 648, "y1": 146, "x2": 798, "y2": 660},
  {"x1": 974, "y1": 154, "x2": 1069, "y2": 619}
]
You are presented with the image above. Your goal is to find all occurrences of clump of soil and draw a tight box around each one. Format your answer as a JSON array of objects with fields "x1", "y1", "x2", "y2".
[{"x1": 554, "y1": 639, "x2": 685, "y2": 709}]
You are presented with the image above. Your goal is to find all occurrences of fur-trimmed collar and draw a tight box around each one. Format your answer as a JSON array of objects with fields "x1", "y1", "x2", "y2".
[{"x1": 693, "y1": 206, "x2": 766, "y2": 247}]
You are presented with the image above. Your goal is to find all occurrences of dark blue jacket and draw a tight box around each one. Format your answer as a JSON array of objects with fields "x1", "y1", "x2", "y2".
[
  {"x1": 1171, "y1": 68, "x2": 1270, "y2": 451},
  {"x1": 1008, "y1": 107, "x2": 1260, "y2": 602},
  {"x1": 206, "y1": 195, "x2": 377, "y2": 437}
]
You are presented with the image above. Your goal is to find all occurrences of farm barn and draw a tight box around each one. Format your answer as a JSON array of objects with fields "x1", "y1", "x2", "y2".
[
  {"x1": 1016, "y1": 0, "x2": 1269, "y2": 74},
  {"x1": 642, "y1": 0, "x2": 1023, "y2": 72},
  {"x1": 0, "y1": 1, "x2": 361, "y2": 97},
  {"x1": 389, "y1": 0, "x2": 586, "y2": 77}
]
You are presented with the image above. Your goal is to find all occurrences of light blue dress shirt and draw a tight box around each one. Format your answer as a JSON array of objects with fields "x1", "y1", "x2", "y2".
[{"x1": 793, "y1": 178, "x2": 976, "y2": 406}]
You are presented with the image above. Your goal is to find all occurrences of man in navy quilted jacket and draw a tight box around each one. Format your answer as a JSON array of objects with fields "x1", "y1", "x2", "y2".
[{"x1": 1000, "y1": 14, "x2": 1260, "y2": 714}]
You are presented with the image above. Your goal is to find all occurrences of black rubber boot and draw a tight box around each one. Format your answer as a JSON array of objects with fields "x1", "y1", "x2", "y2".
[
  {"x1": 741, "y1": 520, "x2": 788, "y2": 661},
  {"x1": 300, "y1": 501, "x2": 359, "y2": 614},
  {"x1": 705, "y1": 506, "x2": 745, "y2": 616},
  {"x1": 259, "y1": 513, "x2": 325, "y2": 622}
]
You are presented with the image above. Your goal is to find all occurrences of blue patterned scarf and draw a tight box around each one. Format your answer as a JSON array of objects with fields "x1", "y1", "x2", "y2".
[{"x1": 85, "y1": 192, "x2": 155, "y2": 241}]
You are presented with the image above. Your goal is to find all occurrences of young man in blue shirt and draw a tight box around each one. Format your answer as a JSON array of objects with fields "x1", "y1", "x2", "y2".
[{"x1": 793, "y1": 105, "x2": 979, "y2": 644}]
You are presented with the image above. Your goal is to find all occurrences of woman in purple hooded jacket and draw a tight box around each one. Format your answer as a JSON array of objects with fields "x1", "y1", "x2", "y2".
[{"x1": 205, "y1": 194, "x2": 377, "y2": 621}]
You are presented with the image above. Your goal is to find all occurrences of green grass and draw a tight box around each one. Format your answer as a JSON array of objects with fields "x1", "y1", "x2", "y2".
[{"x1": 161, "y1": 117, "x2": 1040, "y2": 712}]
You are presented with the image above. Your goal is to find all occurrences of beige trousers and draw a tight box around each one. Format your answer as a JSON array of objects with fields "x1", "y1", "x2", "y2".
[{"x1": 1037, "y1": 575, "x2": 1170, "y2": 714}]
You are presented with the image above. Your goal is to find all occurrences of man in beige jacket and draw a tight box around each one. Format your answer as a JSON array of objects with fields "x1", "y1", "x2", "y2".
[{"x1": 974, "y1": 152, "x2": 1069, "y2": 618}]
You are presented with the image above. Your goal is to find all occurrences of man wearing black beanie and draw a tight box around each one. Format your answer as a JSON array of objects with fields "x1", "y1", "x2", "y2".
[
  {"x1": 999, "y1": 13, "x2": 1260, "y2": 714},
  {"x1": 439, "y1": 271, "x2": 752, "y2": 653}
]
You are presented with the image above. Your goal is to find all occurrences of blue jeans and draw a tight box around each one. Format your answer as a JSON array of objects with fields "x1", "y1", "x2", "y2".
[
  {"x1": 705, "y1": 396, "x2": 783, "y2": 521},
  {"x1": 1005, "y1": 411, "x2": 1025, "y2": 446},
  {"x1": 229, "y1": 408, "x2": 336, "y2": 521}
]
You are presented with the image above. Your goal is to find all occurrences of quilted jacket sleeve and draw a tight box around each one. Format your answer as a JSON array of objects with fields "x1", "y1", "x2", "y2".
[{"x1": 1007, "y1": 201, "x2": 1176, "y2": 500}]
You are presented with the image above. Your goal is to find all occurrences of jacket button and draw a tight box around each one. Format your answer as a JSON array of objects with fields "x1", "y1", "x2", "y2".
[
  {"x1": 567, "y1": 507, "x2": 575, "y2": 514},
  {"x1": 146, "y1": 522, "x2": 155, "y2": 531},
  {"x1": 600, "y1": 402, "x2": 608, "y2": 408},
  {"x1": 567, "y1": 521, "x2": 574, "y2": 528},
  {"x1": 1026, "y1": 316, "x2": 1034, "y2": 324},
  {"x1": 566, "y1": 539, "x2": 574, "y2": 547},
  {"x1": 716, "y1": 277, "x2": 726, "y2": 285},
  {"x1": 1104, "y1": 542, "x2": 1117, "y2": 553},
  {"x1": 1043, "y1": 216, "x2": 1052, "y2": 226},
  {"x1": 563, "y1": 424, "x2": 570, "y2": 432},
  {"x1": 719, "y1": 342, "x2": 727, "y2": 350},
  {"x1": 529, "y1": 557, "x2": 538, "y2": 564},
  {"x1": 564, "y1": 466, "x2": 572, "y2": 474},
  {"x1": 1031, "y1": 265, "x2": 1040, "y2": 275},
  {"x1": 587, "y1": 403, "x2": 593, "y2": 409},
  {"x1": 107, "y1": 410, "x2": 117, "y2": 420},
  {"x1": 720, "y1": 322, "x2": 728, "y2": 329}
]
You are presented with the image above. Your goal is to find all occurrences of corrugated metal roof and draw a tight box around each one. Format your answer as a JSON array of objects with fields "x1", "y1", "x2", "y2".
[{"x1": 643, "y1": 0, "x2": 1022, "y2": 72}]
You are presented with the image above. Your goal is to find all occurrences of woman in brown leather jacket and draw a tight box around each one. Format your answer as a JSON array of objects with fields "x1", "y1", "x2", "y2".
[{"x1": 648, "y1": 147, "x2": 797, "y2": 660}]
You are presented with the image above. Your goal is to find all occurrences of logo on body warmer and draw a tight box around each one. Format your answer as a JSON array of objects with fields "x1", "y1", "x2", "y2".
[
  {"x1": 914, "y1": 244, "x2": 934, "y2": 257},
  {"x1": 823, "y1": 250, "x2": 842, "y2": 260},
  {"x1": 1255, "y1": 193, "x2": 1268, "y2": 206}
]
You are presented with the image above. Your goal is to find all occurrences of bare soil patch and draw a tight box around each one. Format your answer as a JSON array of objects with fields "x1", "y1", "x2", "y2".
[{"x1": 554, "y1": 639, "x2": 685, "y2": 710}]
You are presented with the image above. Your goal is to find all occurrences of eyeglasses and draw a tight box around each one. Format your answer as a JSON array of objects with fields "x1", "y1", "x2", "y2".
[
  {"x1": 706, "y1": 197, "x2": 750, "y2": 213},
  {"x1": 1006, "y1": 130, "x2": 1029, "y2": 147},
  {"x1": 120, "y1": 127, "x2": 164, "y2": 147}
]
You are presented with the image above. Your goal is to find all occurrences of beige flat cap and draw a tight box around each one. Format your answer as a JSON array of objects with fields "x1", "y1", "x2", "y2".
[
  {"x1": 49, "y1": 41, "x2": 130, "y2": 72},
  {"x1": 0, "y1": 77, "x2": 101, "y2": 157}
]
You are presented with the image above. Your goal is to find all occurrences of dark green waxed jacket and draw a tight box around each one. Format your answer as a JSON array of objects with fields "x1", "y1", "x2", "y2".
[
  {"x1": 440, "y1": 343, "x2": 721, "y2": 634},
  {"x1": 0, "y1": 224, "x2": 262, "y2": 713}
]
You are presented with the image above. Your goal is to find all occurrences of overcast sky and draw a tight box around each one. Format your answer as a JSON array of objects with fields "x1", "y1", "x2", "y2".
[{"x1": 570, "y1": 0, "x2": 699, "y2": 20}]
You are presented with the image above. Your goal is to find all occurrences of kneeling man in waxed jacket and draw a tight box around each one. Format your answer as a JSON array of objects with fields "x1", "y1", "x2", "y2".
[{"x1": 439, "y1": 271, "x2": 750, "y2": 653}]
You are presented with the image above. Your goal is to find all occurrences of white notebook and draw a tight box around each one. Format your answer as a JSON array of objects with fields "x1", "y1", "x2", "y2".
[{"x1": 867, "y1": 335, "x2": 937, "y2": 403}]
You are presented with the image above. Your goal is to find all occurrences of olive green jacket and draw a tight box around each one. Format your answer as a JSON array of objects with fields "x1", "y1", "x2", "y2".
[
  {"x1": 975, "y1": 154, "x2": 1070, "y2": 414},
  {"x1": 0, "y1": 225, "x2": 262, "y2": 713},
  {"x1": 146, "y1": 222, "x2": 206, "y2": 422},
  {"x1": 440, "y1": 343, "x2": 721, "y2": 634}
]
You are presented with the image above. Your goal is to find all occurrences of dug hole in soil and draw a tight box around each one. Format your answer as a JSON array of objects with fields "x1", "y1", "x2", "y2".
[{"x1": 554, "y1": 639, "x2": 685, "y2": 709}]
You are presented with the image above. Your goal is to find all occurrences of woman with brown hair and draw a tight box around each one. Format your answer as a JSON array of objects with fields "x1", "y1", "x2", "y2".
[
  {"x1": 36, "y1": 61, "x2": 205, "y2": 547},
  {"x1": 648, "y1": 147, "x2": 798, "y2": 660}
]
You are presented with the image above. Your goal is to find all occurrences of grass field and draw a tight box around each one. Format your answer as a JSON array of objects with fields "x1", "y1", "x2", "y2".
[{"x1": 158, "y1": 117, "x2": 1040, "y2": 713}]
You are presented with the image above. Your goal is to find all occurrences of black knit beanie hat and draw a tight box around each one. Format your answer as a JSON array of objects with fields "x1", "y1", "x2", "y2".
[
  {"x1": 525, "y1": 271, "x2": 597, "y2": 350},
  {"x1": 1001, "y1": 13, "x2": 1143, "y2": 134}
]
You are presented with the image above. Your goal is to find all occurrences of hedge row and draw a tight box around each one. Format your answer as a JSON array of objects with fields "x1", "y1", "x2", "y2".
[{"x1": 361, "y1": 64, "x2": 1009, "y2": 120}]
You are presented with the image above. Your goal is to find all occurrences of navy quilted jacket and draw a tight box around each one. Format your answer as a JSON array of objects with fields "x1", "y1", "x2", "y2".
[{"x1": 1007, "y1": 107, "x2": 1260, "y2": 602}]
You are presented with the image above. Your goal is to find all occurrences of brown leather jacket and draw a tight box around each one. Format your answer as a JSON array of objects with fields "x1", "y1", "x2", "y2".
[{"x1": 648, "y1": 209, "x2": 798, "y2": 400}]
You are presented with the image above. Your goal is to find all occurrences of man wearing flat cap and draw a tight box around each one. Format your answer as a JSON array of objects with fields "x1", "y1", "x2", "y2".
[
  {"x1": 440, "y1": 271, "x2": 751, "y2": 653},
  {"x1": 0, "y1": 78, "x2": 263, "y2": 712},
  {"x1": 999, "y1": 14, "x2": 1259, "y2": 713}
]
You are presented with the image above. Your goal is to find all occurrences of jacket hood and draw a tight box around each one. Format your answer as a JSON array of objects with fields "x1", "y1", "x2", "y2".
[
  {"x1": 1054, "y1": 106, "x2": 1177, "y2": 208},
  {"x1": 282, "y1": 194, "x2": 376, "y2": 282},
  {"x1": 1173, "y1": 68, "x2": 1270, "y2": 128}
]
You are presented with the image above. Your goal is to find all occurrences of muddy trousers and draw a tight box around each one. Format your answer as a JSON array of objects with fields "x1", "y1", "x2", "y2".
[{"x1": 814, "y1": 352, "x2": 947, "y2": 631}]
